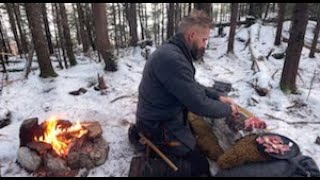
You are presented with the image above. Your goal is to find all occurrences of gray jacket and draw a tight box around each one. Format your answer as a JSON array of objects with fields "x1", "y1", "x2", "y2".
[{"x1": 136, "y1": 33, "x2": 232, "y2": 153}]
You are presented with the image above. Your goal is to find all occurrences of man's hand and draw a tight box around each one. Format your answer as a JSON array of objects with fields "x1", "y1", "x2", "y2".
[{"x1": 219, "y1": 96, "x2": 238, "y2": 117}]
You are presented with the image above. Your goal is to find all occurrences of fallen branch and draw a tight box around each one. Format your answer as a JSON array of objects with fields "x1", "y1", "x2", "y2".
[
  {"x1": 110, "y1": 95, "x2": 132, "y2": 103},
  {"x1": 307, "y1": 70, "x2": 318, "y2": 101},
  {"x1": 264, "y1": 113, "x2": 320, "y2": 125}
]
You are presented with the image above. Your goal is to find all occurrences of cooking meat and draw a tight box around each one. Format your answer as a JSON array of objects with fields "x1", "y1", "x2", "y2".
[
  {"x1": 256, "y1": 135, "x2": 291, "y2": 155},
  {"x1": 244, "y1": 117, "x2": 267, "y2": 130}
]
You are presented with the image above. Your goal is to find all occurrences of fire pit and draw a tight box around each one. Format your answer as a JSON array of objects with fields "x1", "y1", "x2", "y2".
[{"x1": 16, "y1": 116, "x2": 109, "y2": 177}]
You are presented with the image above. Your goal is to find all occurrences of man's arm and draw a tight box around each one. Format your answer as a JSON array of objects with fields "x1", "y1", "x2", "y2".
[{"x1": 153, "y1": 56, "x2": 232, "y2": 118}]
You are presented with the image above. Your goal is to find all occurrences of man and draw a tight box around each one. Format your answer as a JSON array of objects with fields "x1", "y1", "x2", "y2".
[{"x1": 133, "y1": 10, "x2": 238, "y2": 176}]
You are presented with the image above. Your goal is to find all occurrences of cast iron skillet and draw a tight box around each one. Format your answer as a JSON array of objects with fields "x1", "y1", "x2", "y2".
[
  {"x1": 256, "y1": 132, "x2": 310, "y2": 176},
  {"x1": 256, "y1": 132, "x2": 300, "y2": 159}
]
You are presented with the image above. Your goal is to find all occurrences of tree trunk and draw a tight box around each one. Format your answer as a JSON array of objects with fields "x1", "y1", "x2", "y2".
[
  {"x1": 263, "y1": 3, "x2": 270, "y2": 20},
  {"x1": 227, "y1": 3, "x2": 239, "y2": 54},
  {"x1": 84, "y1": 3, "x2": 96, "y2": 51},
  {"x1": 274, "y1": 3, "x2": 286, "y2": 46},
  {"x1": 72, "y1": 3, "x2": 81, "y2": 46},
  {"x1": 167, "y1": 3, "x2": 174, "y2": 39},
  {"x1": 194, "y1": 3, "x2": 213, "y2": 20},
  {"x1": 174, "y1": 3, "x2": 180, "y2": 34},
  {"x1": 59, "y1": 3, "x2": 77, "y2": 66},
  {"x1": 25, "y1": 3, "x2": 58, "y2": 78},
  {"x1": 161, "y1": 3, "x2": 165, "y2": 43},
  {"x1": 55, "y1": 3, "x2": 68, "y2": 69},
  {"x1": 41, "y1": 3, "x2": 54, "y2": 55},
  {"x1": 144, "y1": 3, "x2": 149, "y2": 38},
  {"x1": 0, "y1": 17, "x2": 9, "y2": 61},
  {"x1": 92, "y1": 3, "x2": 117, "y2": 72},
  {"x1": 188, "y1": 3, "x2": 192, "y2": 14},
  {"x1": 13, "y1": 3, "x2": 28, "y2": 54},
  {"x1": 138, "y1": 3, "x2": 145, "y2": 40},
  {"x1": 5, "y1": 3, "x2": 22, "y2": 55},
  {"x1": 117, "y1": 3, "x2": 124, "y2": 47},
  {"x1": 51, "y1": 3, "x2": 63, "y2": 69},
  {"x1": 125, "y1": 3, "x2": 138, "y2": 46},
  {"x1": 112, "y1": 3, "x2": 119, "y2": 52},
  {"x1": 309, "y1": 10, "x2": 320, "y2": 58},
  {"x1": 77, "y1": 3, "x2": 90, "y2": 53},
  {"x1": 280, "y1": 3, "x2": 309, "y2": 94}
]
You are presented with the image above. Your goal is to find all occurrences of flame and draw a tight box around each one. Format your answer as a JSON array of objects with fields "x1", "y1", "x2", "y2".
[{"x1": 34, "y1": 116, "x2": 88, "y2": 157}]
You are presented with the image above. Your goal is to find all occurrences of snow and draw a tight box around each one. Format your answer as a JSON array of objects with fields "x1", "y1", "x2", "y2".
[{"x1": 1, "y1": 21, "x2": 320, "y2": 177}]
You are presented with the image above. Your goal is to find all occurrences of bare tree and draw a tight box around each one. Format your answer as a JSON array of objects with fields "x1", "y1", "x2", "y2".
[
  {"x1": 77, "y1": 3, "x2": 90, "y2": 53},
  {"x1": 167, "y1": 3, "x2": 174, "y2": 39},
  {"x1": 25, "y1": 3, "x2": 58, "y2": 78},
  {"x1": 92, "y1": 3, "x2": 117, "y2": 72},
  {"x1": 5, "y1": 3, "x2": 22, "y2": 55},
  {"x1": 124, "y1": 3, "x2": 138, "y2": 46},
  {"x1": 138, "y1": 3, "x2": 145, "y2": 40},
  {"x1": 41, "y1": 3, "x2": 54, "y2": 55},
  {"x1": 274, "y1": 3, "x2": 286, "y2": 46},
  {"x1": 13, "y1": 3, "x2": 28, "y2": 54},
  {"x1": 280, "y1": 3, "x2": 309, "y2": 93},
  {"x1": 227, "y1": 3, "x2": 239, "y2": 54},
  {"x1": 309, "y1": 5, "x2": 320, "y2": 58},
  {"x1": 72, "y1": 3, "x2": 81, "y2": 46},
  {"x1": 59, "y1": 3, "x2": 77, "y2": 66}
]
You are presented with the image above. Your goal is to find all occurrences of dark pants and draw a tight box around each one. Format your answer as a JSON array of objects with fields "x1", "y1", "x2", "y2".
[{"x1": 149, "y1": 144, "x2": 210, "y2": 177}]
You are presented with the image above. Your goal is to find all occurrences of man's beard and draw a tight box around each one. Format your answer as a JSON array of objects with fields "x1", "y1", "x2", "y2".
[{"x1": 190, "y1": 42, "x2": 205, "y2": 61}]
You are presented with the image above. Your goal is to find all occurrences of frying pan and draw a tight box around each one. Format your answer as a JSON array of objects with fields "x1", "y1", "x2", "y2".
[{"x1": 256, "y1": 132, "x2": 311, "y2": 176}]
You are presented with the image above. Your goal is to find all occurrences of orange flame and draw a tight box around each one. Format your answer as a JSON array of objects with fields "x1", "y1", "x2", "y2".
[{"x1": 34, "y1": 116, "x2": 88, "y2": 157}]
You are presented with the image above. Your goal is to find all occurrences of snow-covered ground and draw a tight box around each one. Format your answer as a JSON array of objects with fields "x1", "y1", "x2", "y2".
[{"x1": 1, "y1": 21, "x2": 320, "y2": 177}]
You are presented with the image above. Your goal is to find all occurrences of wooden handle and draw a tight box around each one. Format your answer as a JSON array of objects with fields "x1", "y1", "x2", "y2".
[
  {"x1": 238, "y1": 105, "x2": 255, "y2": 118},
  {"x1": 138, "y1": 132, "x2": 179, "y2": 172}
]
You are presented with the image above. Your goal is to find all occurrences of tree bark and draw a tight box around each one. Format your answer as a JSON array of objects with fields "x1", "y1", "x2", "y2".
[
  {"x1": 92, "y1": 3, "x2": 117, "y2": 72},
  {"x1": 112, "y1": 3, "x2": 119, "y2": 51},
  {"x1": 309, "y1": 10, "x2": 320, "y2": 58},
  {"x1": 274, "y1": 3, "x2": 286, "y2": 46},
  {"x1": 280, "y1": 3, "x2": 309, "y2": 94},
  {"x1": 59, "y1": 3, "x2": 77, "y2": 66},
  {"x1": 167, "y1": 3, "x2": 174, "y2": 39},
  {"x1": 84, "y1": 4, "x2": 96, "y2": 51},
  {"x1": 13, "y1": 3, "x2": 28, "y2": 54},
  {"x1": 25, "y1": 3, "x2": 58, "y2": 78},
  {"x1": 0, "y1": 17, "x2": 9, "y2": 61},
  {"x1": 5, "y1": 3, "x2": 22, "y2": 55},
  {"x1": 72, "y1": 3, "x2": 81, "y2": 46},
  {"x1": 138, "y1": 3, "x2": 145, "y2": 40},
  {"x1": 125, "y1": 3, "x2": 138, "y2": 46},
  {"x1": 76, "y1": 3, "x2": 90, "y2": 53},
  {"x1": 54, "y1": 3, "x2": 68, "y2": 69},
  {"x1": 227, "y1": 3, "x2": 239, "y2": 54},
  {"x1": 41, "y1": 3, "x2": 54, "y2": 55}
]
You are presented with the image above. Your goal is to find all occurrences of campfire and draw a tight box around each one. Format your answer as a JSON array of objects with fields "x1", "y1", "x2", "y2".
[{"x1": 17, "y1": 116, "x2": 109, "y2": 177}]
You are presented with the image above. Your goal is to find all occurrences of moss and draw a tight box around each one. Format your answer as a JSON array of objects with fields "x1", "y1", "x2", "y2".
[
  {"x1": 217, "y1": 135, "x2": 268, "y2": 169},
  {"x1": 188, "y1": 112, "x2": 224, "y2": 161}
]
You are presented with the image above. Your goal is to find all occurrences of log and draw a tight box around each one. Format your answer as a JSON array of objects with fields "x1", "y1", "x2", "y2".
[{"x1": 248, "y1": 23, "x2": 274, "y2": 96}]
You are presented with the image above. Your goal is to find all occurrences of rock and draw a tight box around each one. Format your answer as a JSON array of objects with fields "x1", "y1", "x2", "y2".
[
  {"x1": 17, "y1": 147, "x2": 42, "y2": 172},
  {"x1": 27, "y1": 142, "x2": 52, "y2": 156},
  {"x1": 91, "y1": 137, "x2": 109, "y2": 166},
  {"x1": 44, "y1": 153, "x2": 69, "y2": 172},
  {"x1": 67, "y1": 151, "x2": 81, "y2": 170},
  {"x1": 81, "y1": 121, "x2": 102, "y2": 139},
  {"x1": 19, "y1": 118, "x2": 42, "y2": 147}
]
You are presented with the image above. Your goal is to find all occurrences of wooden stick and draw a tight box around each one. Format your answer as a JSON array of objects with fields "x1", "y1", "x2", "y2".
[{"x1": 138, "y1": 132, "x2": 178, "y2": 172}]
